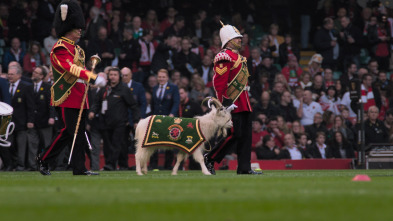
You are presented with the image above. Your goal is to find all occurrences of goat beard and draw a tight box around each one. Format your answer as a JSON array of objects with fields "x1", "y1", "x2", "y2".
[{"x1": 217, "y1": 127, "x2": 228, "y2": 137}]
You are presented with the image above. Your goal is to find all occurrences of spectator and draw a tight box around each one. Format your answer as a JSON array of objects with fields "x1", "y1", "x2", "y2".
[
  {"x1": 291, "y1": 120, "x2": 304, "y2": 140},
  {"x1": 151, "y1": 35, "x2": 178, "y2": 73},
  {"x1": 268, "y1": 23, "x2": 284, "y2": 60},
  {"x1": 339, "y1": 16, "x2": 363, "y2": 70},
  {"x1": 138, "y1": 29, "x2": 156, "y2": 75},
  {"x1": 361, "y1": 73, "x2": 381, "y2": 112},
  {"x1": 132, "y1": 16, "x2": 143, "y2": 40},
  {"x1": 178, "y1": 87, "x2": 203, "y2": 118},
  {"x1": 279, "y1": 133, "x2": 306, "y2": 160},
  {"x1": 7, "y1": 65, "x2": 35, "y2": 171},
  {"x1": 108, "y1": 13, "x2": 122, "y2": 49},
  {"x1": 304, "y1": 53, "x2": 323, "y2": 77},
  {"x1": 279, "y1": 33, "x2": 300, "y2": 68},
  {"x1": 254, "y1": 91, "x2": 279, "y2": 118},
  {"x1": 163, "y1": 15, "x2": 185, "y2": 38},
  {"x1": 277, "y1": 115, "x2": 290, "y2": 134},
  {"x1": 86, "y1": 26, "x2": 115, "y2": 72},
  {"x1": 190, "y1": 14, "x2": 211, "y2": 48},
  {"x1": 281, "y1": 54, "x2": 302, "y2": 88},
  {"x1": 296, "y1": 133, "x2": 311, "y2": 158},
  {"x1": 314, "y1": 17, "x2": 339, "y2": 69},
  {"x1": 85, "y1": 6, "x2": 106, "y2": 41},
  {"x1": 299, "y1": 71, "x2": 312, "y2": 89},
  {"x1": 150, "y1": 69, "x2": 180, "y2": 170},
  {"x1": 160, "y1": 7, "x2": 177, "y2": 35},
  {"x1": 327, "y1": 131, "x2": 355, "y2": 159},
  {"x1": 363, "y1": 105, "x2": 389, "y2": 150},
  {"x1": 259, "y1": 35, "x2": 274, "y2": 59},
  {"x1": 328, "y1": 115, "x2": 355, "y2": 144},
  {"x1": 306, "y1": 132, "x2": 331, "y2": 159},
  {"x1": 251, "y1": 119, "x2": 265, "y2": 152},
  {"x1": 247, "y1": 47, "x2": 263, "y2": 83},
  {"x1": 270, "y1": 81, "x2": 285, "y2": 106},
  {"x1": 367, "y1": 15, "x2": 391, "y2": 71},
  {"x1": 196, "y1": 55, "x2": 214, "y2": 86},
  {"x1": 277, "y1": 90, "x2": 298, "y2": 123},
  {"x1": 384, "y1": 109, "x2": 393, "y2": 142},
  {"x1": 43, "y1": 27, "x2": 58, "y2": 64},
  {"x1": 240, "y1": 33, "x2": 250, "y2": 58},
  {"x1": 141, "y1": 9, "x2": 160, "y2": 37},
  {"x1": 261, "y1": 116, "x2": 285, "y2": 148},
  {"x1": 298, "y1": 89, "x2": 323, "y2": 126},
  {"x1": 340, "y1": 62, "x2": 358, "y2": 93},
  {"x1": 305, "y1": 74, "x2": 326, "y2": 101},
  {"x1": 367, "y1": 59, "x2": 379, "y2": 78},
  {"x1": 7, "y1": 1, "x2": 29, "y2": 46},
  {"x1": 323, "y1": 68, "x2": 335, "y2": 88},
  {"x1": 189, "y1": 74, "x2": 212, "y2": 104},
  {"x1": 292, "y1": 86, "x2": 304, "y2": 109},
  {"x1": 32, "y1": 0, "x2": 55, "y2": 43},
  {"x1": 208, "y1": 34, "x2": 221, "y2": 56},
  {"x1": 27, "y1": 66, "x2": 55, "y2": 171},
  {"x1": 118, "y1": 26, "x2": 141, "y2": 70},
  {"x1": 256, "y1": 135, "x2": 281, "y2": 160},
  {"x1": 304, "y1": 112, "x2": 328, "y2": 142},
  {"x1": 89, "y1": 67, "x2": 140, "y2": 171},
  {"x1": 250, "y1": 72, "x2": 270, "y2": 105},
  {"x1": 322, "y1": 110, "x2": 335, "y2": 130},
  {"x1": 2, "y1": 37, "x2": 25, "y2": 73},
  {"x1": 169, "y1": 69, "x2": 181, "y2": 86},
  {"x1": 319, "y1": 86, "x2": 341, "y2": 115},
  {"x1": 258, "y1": 55, "x2": 279, "y2": 89},
  {"x1": 173, "y1": 37, "x2": 201, "y2": 79},
  {"x1": 23, "y1": 41, "x2": 46, "y2": 76}
]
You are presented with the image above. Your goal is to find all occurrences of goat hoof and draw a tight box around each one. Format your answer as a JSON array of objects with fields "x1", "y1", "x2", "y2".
[
  {"x1": 137, "y1": 172, "x2": 144, "y2": 176},
  {"x1": 171, "y1": 172, "x2": 177, "y2": 175}
]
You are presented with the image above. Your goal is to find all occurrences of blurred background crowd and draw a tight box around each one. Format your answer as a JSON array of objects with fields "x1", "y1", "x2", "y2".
[{"x1": 1, "y1": 0, "x2": 393, "y2": 171}]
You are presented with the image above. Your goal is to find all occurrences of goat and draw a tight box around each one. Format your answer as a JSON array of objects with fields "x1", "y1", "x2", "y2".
[{"x1": 134, "y1": 97, "x2": 233, "y2": 175}]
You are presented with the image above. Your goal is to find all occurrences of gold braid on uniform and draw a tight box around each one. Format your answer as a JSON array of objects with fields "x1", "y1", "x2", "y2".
[{"x1": 69, "y1": 64, "x2": 82, "y2": 78}]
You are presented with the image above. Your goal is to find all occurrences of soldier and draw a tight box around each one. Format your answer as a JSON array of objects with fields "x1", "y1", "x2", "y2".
[
  {"x1": 204, "y1": 22, "x2": 261, "y2": 175},
  {"x1": 37, "y1": 0, "x2": 99, "y2": 176}
]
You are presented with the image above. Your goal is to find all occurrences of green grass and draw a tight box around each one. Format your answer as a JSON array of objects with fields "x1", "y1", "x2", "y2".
[{"x1": 1, "y1": 170, "x2": 393, "y2": 221}]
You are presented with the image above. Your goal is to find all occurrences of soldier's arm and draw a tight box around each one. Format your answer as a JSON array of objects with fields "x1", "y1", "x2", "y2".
[
  {"x1": 52, "y1": 47, "x2": 97, "y2": 81},
  {"x1": 213, "y1": 61, "x2": 232, "y2": 104}
]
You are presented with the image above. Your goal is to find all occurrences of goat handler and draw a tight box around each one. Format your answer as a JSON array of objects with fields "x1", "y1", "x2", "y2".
[
  {"x1": 36, "y1": 0, "x2": 100, "y2": 176},
  {"x1": 204, "y1": 21, "x2": 262, "y2": 175}
]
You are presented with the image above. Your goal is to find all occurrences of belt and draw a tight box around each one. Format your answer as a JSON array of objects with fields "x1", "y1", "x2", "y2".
[{"x1": 76, "y1": 79, "x2": 86, "y2": 84}]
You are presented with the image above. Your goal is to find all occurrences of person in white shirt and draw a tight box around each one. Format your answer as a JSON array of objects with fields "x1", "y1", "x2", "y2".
[{"x1": 297, "y1": 89, "x2": 324, "y2": 126}]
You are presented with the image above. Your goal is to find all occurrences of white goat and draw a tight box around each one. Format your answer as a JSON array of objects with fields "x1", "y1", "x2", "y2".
[{"x1": 134, "y1": 98, "x2": 233, "y2": 175}]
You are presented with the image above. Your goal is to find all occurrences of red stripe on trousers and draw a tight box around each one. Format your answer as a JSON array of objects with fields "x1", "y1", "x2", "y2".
[
  {"x1": 42, "y1": 107, "x2": 67, "y2": 161},
  {"x1": 211, "y1": 127, "x2": 234, "y2": 159}
]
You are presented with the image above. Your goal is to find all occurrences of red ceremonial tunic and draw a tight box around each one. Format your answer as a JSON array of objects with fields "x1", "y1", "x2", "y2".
[
  {"x1": 212, "y1": 49, "x2": 252, "y2": 113},
  {"x1": 50, "y1": 37, "x2": 94, "y2": 109}
]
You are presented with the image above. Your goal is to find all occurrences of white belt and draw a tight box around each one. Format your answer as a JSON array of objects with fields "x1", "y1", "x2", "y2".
[{"x1": 76, "y1": 79, "x2": 86, "y2": 84}]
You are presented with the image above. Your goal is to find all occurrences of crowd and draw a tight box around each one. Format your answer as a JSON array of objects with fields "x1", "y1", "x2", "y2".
[{"x1": 1, "y1": 0, "x2": 393, "y2": 171}]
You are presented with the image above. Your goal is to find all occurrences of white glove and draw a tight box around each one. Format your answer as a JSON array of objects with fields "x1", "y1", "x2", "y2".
[
  {"x1": 226, "y1": 104, "x2": 238, "y2": 112},
  {"x1": 94, "y1": 76, "x2": 106, "y2": 88}
]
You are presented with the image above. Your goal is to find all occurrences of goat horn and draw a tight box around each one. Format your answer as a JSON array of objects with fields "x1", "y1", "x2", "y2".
[{"x1": 209, "y1": 97, "x2": 223, "y2": 108}]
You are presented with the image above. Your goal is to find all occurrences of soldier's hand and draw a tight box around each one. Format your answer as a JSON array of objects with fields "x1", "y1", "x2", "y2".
[
  {"x1": 48, "y1": 118, "x2": 55, "y2": 125},
  {"x1": 88, "y1": 112, "x2": 95, "y2": 120},
  {"x1": 27, "y1": 123, "x2": 34, "y2": 129}
]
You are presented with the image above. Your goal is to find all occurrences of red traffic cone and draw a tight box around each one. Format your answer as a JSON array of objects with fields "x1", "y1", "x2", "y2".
[{"x1": 352, "y1": 174, "x2": 371, "y2": 181}]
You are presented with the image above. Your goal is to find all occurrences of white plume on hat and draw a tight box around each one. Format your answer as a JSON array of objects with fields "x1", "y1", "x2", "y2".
[
  {"x1": 219, "y1": 21, "x2": 243, "y2": 48},
  {"x1": 60, "y1": 4, "x2": 68, "y2": 21}
]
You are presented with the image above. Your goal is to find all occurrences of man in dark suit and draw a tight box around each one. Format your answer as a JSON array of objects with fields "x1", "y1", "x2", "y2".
[
  {"x1": 150, "y1": 69, "x2": 180, "y2": 170},
  {"x1": 86, "y1": 26, "x2": 115, "y2": 72},
  {"x1": 0, "y1": 76, "x2": 11, "y2": 104},
  {"x1": 173, "y1": 37, "x2": 201, "y2": 79},
  {"x1": 7, "y1": 65, "x2": 35, "y2": 171},
  {"x1": 26, "y1": 66, "x2": 55, "y2": 170},
  {"x1": 196, "y1": 55, "x2": 214, "y2": 86},
  {"x1": 314, "y1": 17, "x2": 340, "y2": 69},
  {"x1": 120, "y1": 67, "x2": 146, "y2": 168}
]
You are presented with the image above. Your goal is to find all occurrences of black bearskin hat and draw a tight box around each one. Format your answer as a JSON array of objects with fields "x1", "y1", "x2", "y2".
[{"x1": 53, "y1": 0, "x2": 85, "y2": 38}]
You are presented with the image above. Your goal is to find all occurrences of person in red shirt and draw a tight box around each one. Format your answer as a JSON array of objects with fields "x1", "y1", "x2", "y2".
[
  {"x1": 37, "y1": 0, "x2": 99, "y2": 176},
  {"x1": 251, "y1": 119, "x2": 264, "y2": 152},
  {"x1": 204, "y1": 21, "x2": 261, "y2": 175}
]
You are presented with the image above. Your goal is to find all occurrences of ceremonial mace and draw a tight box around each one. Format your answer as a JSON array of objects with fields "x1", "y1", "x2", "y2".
[{"x1": 68, "y1": 55, "x2": 101, "y2": 165}]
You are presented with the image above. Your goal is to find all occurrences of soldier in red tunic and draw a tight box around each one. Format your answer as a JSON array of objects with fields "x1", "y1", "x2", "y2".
[
  {"x1": 204, "y1": 22, "x2": 261, "y2": 175},
  {"x1": 37, "y1": 0, "x2": 99, "y2": 176}
]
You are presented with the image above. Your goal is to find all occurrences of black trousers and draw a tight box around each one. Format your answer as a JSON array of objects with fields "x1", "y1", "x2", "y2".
[
  {"x1": 101, "y1": 126, "x2": 126, "y2": 170},
  {"x1": 40, "y1": 107, "x2": 88, "y2": 174},
  {"x1": 207, "y1": 112, "x2": 252, "y2": 173}
]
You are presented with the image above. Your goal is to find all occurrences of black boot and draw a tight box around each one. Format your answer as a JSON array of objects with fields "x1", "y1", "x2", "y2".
[
  {"x1": 204, "y1": 154, "x2": 216, "y2": 175},
  {"x1": 36, "y1": 155, "x2": 51, "y2": 176}
]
